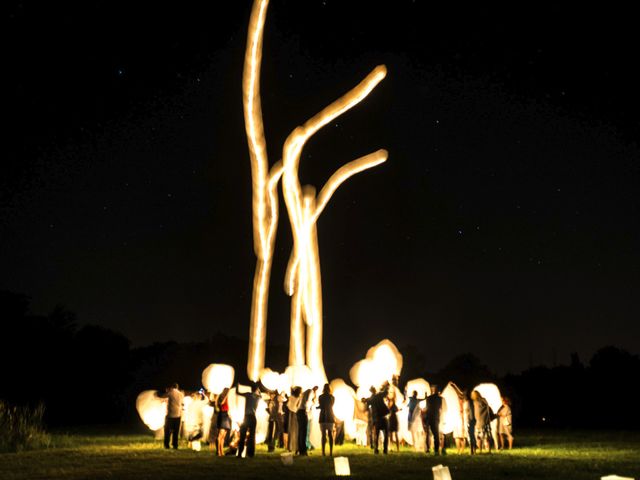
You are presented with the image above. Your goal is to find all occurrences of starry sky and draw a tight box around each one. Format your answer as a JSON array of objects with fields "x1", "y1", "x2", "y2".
[{"x1": 4, "y1": 0, "x2": 639, "y2": 375}]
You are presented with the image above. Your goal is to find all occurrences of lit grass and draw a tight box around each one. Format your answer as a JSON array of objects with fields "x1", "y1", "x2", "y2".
[{"x1": 1, "y1": 430, "x2": 638, "y2": 480}]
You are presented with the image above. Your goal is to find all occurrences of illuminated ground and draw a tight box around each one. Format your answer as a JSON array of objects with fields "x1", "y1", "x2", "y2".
[{"x1": 2, "y1": 430, "x2": 638, "y2": 479}]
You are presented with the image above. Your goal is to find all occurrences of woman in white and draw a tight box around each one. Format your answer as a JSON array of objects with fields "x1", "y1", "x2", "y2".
[{"x1": 286, "y1": 387, "x2": 302, "y2": 453}]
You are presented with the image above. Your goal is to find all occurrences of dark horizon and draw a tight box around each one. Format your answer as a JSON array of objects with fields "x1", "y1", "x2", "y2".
[{"x1": 4, "y1": 1, "x2": 639, "y2": 377}]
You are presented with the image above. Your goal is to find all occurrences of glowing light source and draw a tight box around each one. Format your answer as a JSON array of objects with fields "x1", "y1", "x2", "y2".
[
  {"x1": 201, "y1": 363, "x2": 235, "y2": 394},
  {"x1": 334, "y1": 456, "x2": 351, "y2": 476},
  {"x1": 135, "y1": 390, "x2": 167, "y2": 431},
  {"x1": 243, "y1": 0, "x2": 284, "y2": 381},
  {"x1": 350, "y1": 339, "x2": 403, "y2": 397},
  {"x1": 242, "y1": 0, "x2": 388, "y2": 381}
]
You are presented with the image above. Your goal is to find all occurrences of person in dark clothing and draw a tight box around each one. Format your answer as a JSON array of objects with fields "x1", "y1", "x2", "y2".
[
  {"x1": 265, "y1": 391, "x2": 279, "y2": 452},
  {"x1": 237, "y1": 383, "x2": 262, "y2": 458},
  {"x1": 465, "y1": 390, "x2": 477, "y2": 454},
  {"x1": 387, "y1": 398, "x2": 400, "y2": 452},
  {"x1": 424, "y1": 385, "x2": 445, "y2": 455},
  {"x1": 297, "y1": 388, "x2": 313, "y2": 456},
  {"x1": 317, "y1": 383, "x2": 336, "y2": 456},
  {"x1": 365, "y1": 384, "x2": 390, "y2": 454}
]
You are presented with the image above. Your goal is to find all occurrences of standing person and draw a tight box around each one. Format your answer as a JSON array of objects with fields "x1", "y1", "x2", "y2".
[
  {"x1": 465, "y1": 390, "x2": 477, "y2": 454},
  {"x1": 287, "y1": 387, "x2": 302, "y2": 453},
  {"x1": 215, "y1": 388, "x2": 231, "y2": 456},
  {"x1": 317, "y1": 383, "x2": 336, "y2": 456},
  {"x1": 424, "y1": 385, "x2": 445, "y2": 455},
  {"x1": 277, "y1": 391, "x2": 286, "y2": 448},
  {"x1": 387, "y1": 397, "x2": 400, "y2": 452},
  {"x1": 159, "y1": 383, "x2": 184, "y2": 450},
  {"x1": 306, "y1": 386, "x2": 319, "y2": 451},
  {"x1": 236, "y1": 383, "x2": 262, "y2": 458},
  {"x1": 265, "y1": 391, "x2": 279, "y2": 452},
  {"x1": 297, "y1": 388, "x2": 313, "y2": 456},
  {"x1": 406, "y1": 390, "x2": 423, "y2": 450},
  {"x1": 471, "y1": 390, "x2": 492, "y2": 453},
  {"x1": 497, "y1": 396, "x2": 514, "y2": 450},
  {"x1": 366, "y1": 383, "x2": 390, "y2": 454}
]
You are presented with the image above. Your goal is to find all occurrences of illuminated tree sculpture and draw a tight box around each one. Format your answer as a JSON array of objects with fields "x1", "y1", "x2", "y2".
[{"x1": 243, "y1": 0, "x2": 388, "y2": 381}]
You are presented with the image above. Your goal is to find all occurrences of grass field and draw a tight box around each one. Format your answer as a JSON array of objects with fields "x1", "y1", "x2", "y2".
[{"x1": 1, "y1": 429, "x2": 638, "y2": 480}]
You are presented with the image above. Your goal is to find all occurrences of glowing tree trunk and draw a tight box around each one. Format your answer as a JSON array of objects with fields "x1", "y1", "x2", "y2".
[{"x1": 243, "y1": 0, "x2": 283, "y2": 381}]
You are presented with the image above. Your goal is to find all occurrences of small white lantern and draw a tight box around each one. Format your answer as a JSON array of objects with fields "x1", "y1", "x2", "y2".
[
  {"x1": 601, "y1": 476, "x2": 635, "y2": 480},
  {"x1": 432, "y1": 464, "x2": 452, "y2": 480},
  {"x1": 334, "y1": 456, "x2": 351, "y2": 476},
  {"x1": 191, "y1": 440, "x2": 201, "y2": 452},
  {"x1": 280, "y1": 452, "x2": 293, "y2": 465}
]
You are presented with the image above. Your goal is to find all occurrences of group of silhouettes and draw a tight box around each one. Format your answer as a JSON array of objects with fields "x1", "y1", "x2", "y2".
[{"x1": 157, "y1": 378, "x2": 513, "y2": 457}]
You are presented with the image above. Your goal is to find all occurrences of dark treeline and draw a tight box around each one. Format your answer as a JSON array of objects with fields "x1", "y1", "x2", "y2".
[{"x1": 1, "y1": 290, "x2": 638, "y2": 429}]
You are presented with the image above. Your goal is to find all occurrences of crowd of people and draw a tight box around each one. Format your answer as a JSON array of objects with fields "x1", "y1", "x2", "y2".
[{"x1": 157, "y1": 378, "x2": 514, "y2": 458}]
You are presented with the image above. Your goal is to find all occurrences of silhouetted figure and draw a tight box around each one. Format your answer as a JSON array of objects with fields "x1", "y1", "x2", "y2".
[
  {"x1": 471, "y1": 390, "x2": 492, "y2": 453},
  {"x1": 423, "y1": 385, "x2": 445, "y2": 455},
  {"x1": 318, "y1": 383, "x2": 335, "y2": 456},
  {"x1": 297, "y1": 388, "x2": 313, "y2": 455},
  {"x1": 160, "y1": 383, "x2": 184, "y2": 450},
  {"x1": 387, "y1": 397, "x2": 400, "y2": 452},
  {"x1": 237, "y1": 383, "x2": 262, "y2": 458},
  {"x1": 265, "y1": 391, "x2": 281, "y2": 452},
  {"x1": 366, "y1": 384, "x2": 390, "y2": 454}
]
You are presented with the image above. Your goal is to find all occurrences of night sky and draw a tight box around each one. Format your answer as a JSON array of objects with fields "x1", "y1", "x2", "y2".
[{"x1": 4, "y1": 1, "x2": 639, "y2": 375}]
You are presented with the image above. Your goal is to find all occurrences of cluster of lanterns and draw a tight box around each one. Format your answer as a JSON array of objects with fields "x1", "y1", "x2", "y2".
[{"x1": 136, "y1": 339, "x2": 505, "y2": 450}]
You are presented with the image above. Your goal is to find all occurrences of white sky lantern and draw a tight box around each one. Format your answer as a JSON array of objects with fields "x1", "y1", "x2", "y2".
[
  {"x1": 285, "y1": 364, "x2": 321, "y2": 390},
  {"x1": 136, "y1": 390, "x2": 168, "y2": 432},
  {"x1": 331, "y1": 379, "x2": 358, "y2": 439},
  {"x1": 401, "y1": 378, "x2": 430, "y2": 445},
  {"x1": 369, "y1": 340, "x2": 403, "y2": 380},
  {"x1": 473, "y1": 383, "x2": 502, "y2": 414},
  {"x1": 473, "y1": 382, "x2": 502, "y2": 446},
  {"x1": 350, "y1": 339, "x2": 403, "y2": 396},
  {"x1": 201, "y1": 363, "x2": 235, "y2": 394},
  {"x1": 259, "y1": 367, "x2": 281, "y2": 392},
  {"x1": 440, "y1": 382, "x2": 462, "y2": 435}
]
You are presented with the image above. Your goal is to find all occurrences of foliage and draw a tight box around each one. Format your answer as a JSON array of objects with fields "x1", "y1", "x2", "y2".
[{"x1": 0, "y1": 401, "x2": 50, "y2": 453}]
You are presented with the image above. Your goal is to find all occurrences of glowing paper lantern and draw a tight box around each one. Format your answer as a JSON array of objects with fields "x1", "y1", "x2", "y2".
[
  {"x1": 432, "y1": 464, "x2": 452, "y2": 480},
  {"x1": 260, "y1": 368, "x2": 281, "y2": 392},
  {"x1": 202, "y1": 363, "x2": 235, "y2": 394},
  {"x1": 334, "y1": 457, "x2": 351, "y2": 476},
  {"x1": 191, "y1": 440, "x2": 202, "y2": 451},
  {"x1": 440, "y1": 383, "x2": 462, "y2": 436},
  {"x1": 473, "y1": 383, "x2": 502, "y2": 446},
  {"x1": 281, "y1": 452, "x2": 294, "y2": 465},
  {"x1": 601, "y1": 476, "x2": 635, "y2": 480},
  {"x1": 350, "y1": 339, "x2": 403, "y2": 394},
  {"x1": 285, "y1": 364, "x2": 321, "y2": 390},
  {"x1": 135, "y1": 390, "x2": 168, "y2": 431}
]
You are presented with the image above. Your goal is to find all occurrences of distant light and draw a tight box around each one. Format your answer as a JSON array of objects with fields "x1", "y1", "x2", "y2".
[
  {"x1": 601, "y1": 476, "x2": 635, "y2": 480},
  {"x1": 334, "y1": 456, "x2": 351, "y2": 476}
]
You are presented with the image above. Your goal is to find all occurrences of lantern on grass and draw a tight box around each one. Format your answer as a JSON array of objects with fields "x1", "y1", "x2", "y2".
[
  {"x1": 191, "y1": 440, "x2": 201, "y2": 451},
  {"x1": 601, "y1": 476, "x2": 635, "y2": 480},
  {"x1": 280, "y1": 452, "x2": 294, "y2": 465},
  {"x1": 432, "y1": 464, "x2": 452, "y2": 480},
  {"x1": 334, "y1": 456, "x2": 351, "y2": 476}
]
